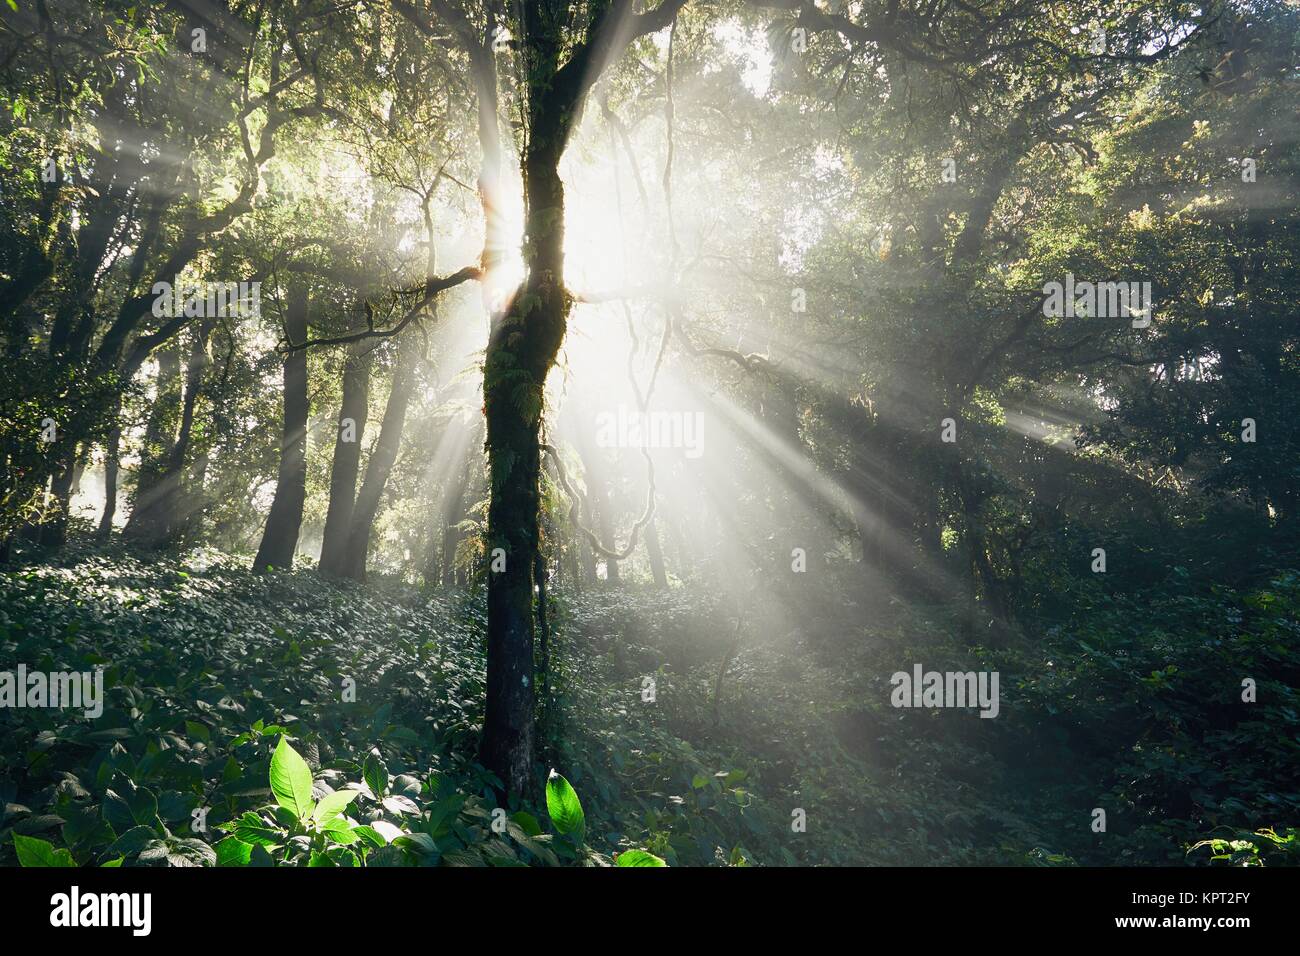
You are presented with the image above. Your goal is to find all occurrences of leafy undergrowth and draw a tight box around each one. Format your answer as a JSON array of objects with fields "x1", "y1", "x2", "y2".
[
  {"x1": 0, "y1": 544, "x2": 799, "y2": 866},
  {"x1": 1, "y1": 543, "x2": 1297, "y2": 866},
  {"x1": 551, "y1": 569, "x2": 1300, "y2": 866}
]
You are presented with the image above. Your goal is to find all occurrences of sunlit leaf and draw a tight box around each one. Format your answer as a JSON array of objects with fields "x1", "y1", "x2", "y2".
[
  {"x1": 545, "y1": 770, "x2": 585, "y2": 843},
  {"x1": 269, "y1": 736, "x2": 314, "y2": 820}
]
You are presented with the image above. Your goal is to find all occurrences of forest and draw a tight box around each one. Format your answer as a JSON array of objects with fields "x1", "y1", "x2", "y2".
[{"x1": 0, "y1": 0, "x2": 1297, "y2": 875}]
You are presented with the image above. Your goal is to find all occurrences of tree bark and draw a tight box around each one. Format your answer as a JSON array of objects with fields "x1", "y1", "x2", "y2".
[
  {"x1": 477, "y1": 0, "x2": 688, "y2": 799},
  {"x1": 253, "y1": 285, "x2": 311, "y2": 572},
  {"x1": 97, "y1": 420, "x2": 121, "y2": 538},
  {"x1": 319, "y1": 342, "x2": 373, "y2": 576},
  {"x1": 338, "y1": 335, "x2": 420, "y2": 581},
  {"x1": 480, "y1": 113, "x2": 570, "y2": 799}
]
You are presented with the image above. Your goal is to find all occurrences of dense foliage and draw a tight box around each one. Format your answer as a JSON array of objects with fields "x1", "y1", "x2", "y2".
[
  {"x1": 1, "y1": 543, "x2": 1295, "y2": 866},
  {"x1": 1, "y1": 0, "x2": 1297, "y2": 868}
]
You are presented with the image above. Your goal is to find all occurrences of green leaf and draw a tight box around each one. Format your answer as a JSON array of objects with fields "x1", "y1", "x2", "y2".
[
  {"x1": 312, "y1": 790, "x2": 358, "y2": 824},
  {"x1": 324, "y1": 826, "x2": 360, "y2": 846},
  {"x1": 107, "y1": 825, "x2": 157, "y2": 857},
  {"x1": 511, "y1": 810, "x2": 543, "y2": 836},
  {"x1": 616, "y1": 850, "x2": 668, "y2": 867},
  {"x1": 381, "y1": 795, "x2": 419, "y2": 815},
  {"x1": 102, "y1": 790, "x2": 135, "y2": 832},
  {"x1": 393, "y1": 832, "x2": 437, "y2": 855},
  {"x1": 231, "y1": 811, "x2": 282, "y2": 847},
  {"x1": 269, "y1": 736, "x2": 315, "y2": 820},
  {"x1": 249, "y1": 844, "x2": 275, "y2": 867},
  {"x1": 363, "y1": 820, "x2": 403, "y2": 845},
  {"x1": 127, "y1": 786, "x2": 159, "y2": 826},
  {"x1": 545, "y1": 770, "x2": 585, "y2": 843},
  {"x1": 13, "y1": 833, "x2": 76, "y2": 867},
  {"x1": 215, "y1": 836, "x2": 253, "y2": 867},
  {"x1": 362, "y1": 752, "x2": 388, "y2": 799},
  {"x1": 353, "y1": 825, "x2": 387, "y2": 848}
]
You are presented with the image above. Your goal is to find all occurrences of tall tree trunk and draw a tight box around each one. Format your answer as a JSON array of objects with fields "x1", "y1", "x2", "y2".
[
  {"x1": 125, "y1": 321, "x2": 212, "y2": 546},
  {"x1": 645, "y1": 513, "x2": 668, "y2": 586},
  {"x1": 38, "y1": 451, "x2": 78, "y2": 548},
  {"x1": 422, "y1": 514, "x2": 442, "y2": 587},
  {"x1": 97, "y1": 419, "x2": 121, "y2": 538},
  {"x1": 319, "y1": 342, "x2": 373, "y2": 576},
  {"x1": 253, "y1": 285, "x2": 311, "y2": 572},
  {"x1": 441, "y1": 437, "x2": 478, "y2": 586},
  {"x1": 480, "y1": 121, "x2": 570, "y2": 799},
  {"x1": 338, "y1": 335, "x2": 420, "y2": 581},
  {"x1": 477, "y1": 0, "x2": 687, "y2": 798},
  {"x1": 440, "y1": 500, "x2": 461, "y2": 586},
  {"x1": 125, "y1": 341, "x2": 183, "y2": 538}
]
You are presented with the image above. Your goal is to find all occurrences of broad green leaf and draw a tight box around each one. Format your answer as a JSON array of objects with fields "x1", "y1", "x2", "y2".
[
  {"x1": 382, "y1": 795, "x2": 419, "y2": 815},
  {"x1": 249, "y1": 844, "x2": 275, "y2": 867},
  {"x1": 325, "y1": 826, "x2": 360, "y2": 846},
  {"x1": 312, "y1": 790, "x2": 358, "y2": 824},
  {"x1": 107, "y1": 825, "x2": 157, "y2": 857},
  {"x1": 102, "y1": 790, "x2": 135, "y2": 832},
  {"x1": 366, "y1": 820, "x2": 403, "y2": 844},
  {"x1": 391, "y1": 773, "x2": 422, "y2": 797},
  {"x1": 616, "y1": 849, "x2": 667, "y2": 867},
  {"x1": 326, "y1": 846, "x2": 359, "y2": 867},
  {"x1": 215, "y1": 836, "x2": 253, "y2": 867},
  {"x1": 511, "y1": 810, "x2": 543, "y2": 836},
  {"x1": 269, "y1": 736, "x2": 315, "y2": 820},
  {"x1": 545, "y1": 770, "x2": 585, "y2": 843},
  {"x1": 13, "y1": 833, "x2": 75, "y2": 867},
  {"x1": 366, "y1": 845, "x2": 408, "y2": 867},
  {"x1": 126, "y1": 786, "x2": 159, "y2": 826},
  {"x1": 232, "y1": 811, "x2": 282, "y2": 847},
  {"x1": 393, "y1": 832, "x2": 437, "y2": 855},
  {"x1": 353, "y1": 825, "x2": 387, "y2": 848},
  {"x1": 362, "y1": 752, "x2": 388, "y2": 799}
]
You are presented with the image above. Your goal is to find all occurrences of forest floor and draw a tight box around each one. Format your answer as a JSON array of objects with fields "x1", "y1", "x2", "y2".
[{"x1": 1, "y1": 541, "x2": 1297, "y2": 866}]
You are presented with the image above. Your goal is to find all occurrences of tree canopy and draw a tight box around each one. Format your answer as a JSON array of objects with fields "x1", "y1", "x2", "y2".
[{"x1": 0, "y1": 0, "x2": 1297, "y2": 880}]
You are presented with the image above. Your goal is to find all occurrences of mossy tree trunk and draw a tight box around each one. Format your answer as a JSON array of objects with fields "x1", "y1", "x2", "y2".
[{"x1": 478, "y1": 0, "x2": 688, "y2": 798}]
